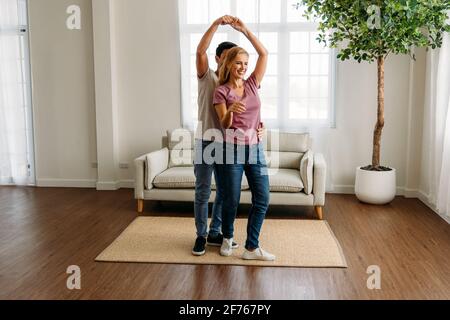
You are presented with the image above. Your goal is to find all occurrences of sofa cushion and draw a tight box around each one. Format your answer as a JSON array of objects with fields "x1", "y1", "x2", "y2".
[
  {"x1": 300, "y1": 150, "x2": 314, "y2": 194},
  {"x1": 267, "y1": 168, "x2": 304, "y2": 192},
  {"x1": 211, "y1": 175, "x2": 249, "y2": 191},
  {"x1": 167, "y1": 129, "x2": 194, "y2": 150},
  {"x1": 167, "y1": 129, "x2": 195, "y2": 168},
  {"x1": 265, "y1": 151, "x2": 303, "y2": 169},
  {"x1": 169, "y1": 149, "x2": 193, "y2": 168},
  {"x1": 153, "y1": 167, "x2": 195, "y2": 189},
  {"x1": 265, "y1": 131, "x2": 309, "y2": 152},
  {"x1": 153, "y1": 166, "x2": 249, "y2": 190}
]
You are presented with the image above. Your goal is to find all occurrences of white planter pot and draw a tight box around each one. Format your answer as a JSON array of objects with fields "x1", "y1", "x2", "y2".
[{"x1": 355, "y1": 166, "x2": 396, "y2": 205}]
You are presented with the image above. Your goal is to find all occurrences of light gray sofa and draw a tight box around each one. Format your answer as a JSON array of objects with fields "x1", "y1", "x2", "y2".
[{"x1": 134, "y1": 130, "x2": 326, "y2": 219}]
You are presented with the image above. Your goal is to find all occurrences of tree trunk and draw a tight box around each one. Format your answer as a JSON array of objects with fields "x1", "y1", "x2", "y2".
[{"x1": 372, "y1": 56, "x2": 385, "y2": 168}]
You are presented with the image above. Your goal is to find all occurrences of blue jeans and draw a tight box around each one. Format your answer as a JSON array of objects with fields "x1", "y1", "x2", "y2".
[
  {"x1": 222, "y1": 143, "x2": 270, "y2": 250},
  {"x1": 194, "y1": 139, "x2": 225, "y2": 238}
]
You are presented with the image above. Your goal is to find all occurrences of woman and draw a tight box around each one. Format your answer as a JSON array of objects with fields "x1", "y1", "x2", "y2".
[{"x1": 213, "y1": 18, "x2": 275, "y2": 261}]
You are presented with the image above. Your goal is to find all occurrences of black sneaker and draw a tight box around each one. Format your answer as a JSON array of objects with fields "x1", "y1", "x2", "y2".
[
  {"x1": 207, "y1": 233, "x2": 239, "y2": 249},
  {"x1": 192, "y1": 236, "x2": 206, "y2": 256}
]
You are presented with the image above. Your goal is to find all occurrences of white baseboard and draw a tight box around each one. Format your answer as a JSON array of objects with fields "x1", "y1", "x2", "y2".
[
  {"x1": 36, "y1": 178, "x2": 97, "y2": 188},
  {"x1": 329, "y1": 185, "x2": 354, "y2": 194},
  {"x1": 119, "y1": 180, "x2": 134, "y2": 188},
  {"x1": 415, "y1": 190, "x2": 450, "y2": 224},
  {"x1": 331, "y1": 185, "x2": 406, "y2": 195},
  {"x1": 96, "y1": 181, "x2": 120, "y2": 190},
  {"x1": 330, "y1": 185, "x2": 415, "y2": 197},
  {"x1": 402, "y1": 188, "x2": 420, "y2": 198},
  {"x1": 36, "y1": 179, "x2": 134, "y2": 189},
  {"x1": 97, "y1": 180, "x2": 134, "y2": 189}
]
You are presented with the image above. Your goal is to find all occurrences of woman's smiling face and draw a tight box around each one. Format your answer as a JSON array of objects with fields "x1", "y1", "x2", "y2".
[{"x1": 230, "y1": 53, "x2": 249, "y2": 80}]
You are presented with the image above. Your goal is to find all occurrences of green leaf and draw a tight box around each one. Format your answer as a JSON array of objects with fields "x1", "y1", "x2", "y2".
[{"x1": 298, "y1": 0, "x2": 450, "y2": 62}]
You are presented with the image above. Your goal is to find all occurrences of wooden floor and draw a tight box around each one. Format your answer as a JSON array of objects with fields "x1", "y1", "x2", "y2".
[{"x1": 0, "y1": 186, "x2": 449, "y2": 300}]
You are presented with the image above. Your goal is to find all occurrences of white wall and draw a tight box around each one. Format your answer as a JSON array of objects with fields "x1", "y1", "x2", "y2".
[
  {"x1": 405, "y1": 48, "x2": 426, "y2": 194},
  {"x1": 331, "y1": 54, "x2": 414, "y2": 193},
  {"x1": 113, "y1": 0, "x2": 181, "y2": 182},
  {"x1": 28, "y1": 0, "x2": 426, "y2": 193},
  {"x1": 29, "y1": 0, "x2": 97, "y2": 187}
]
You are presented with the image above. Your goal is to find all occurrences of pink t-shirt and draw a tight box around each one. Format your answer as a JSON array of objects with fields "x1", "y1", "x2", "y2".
[{"x1": 213, "y1": 73, "x2": 262, "y2": 145}]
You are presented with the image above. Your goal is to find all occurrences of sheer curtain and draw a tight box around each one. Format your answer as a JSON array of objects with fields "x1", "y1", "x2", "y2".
[
  {"x1": 0, "y1": 0, "x2": 34, "y2": 185},
  {"x1": 420, "y1": 28, "x2": 450, "y2": 222}
]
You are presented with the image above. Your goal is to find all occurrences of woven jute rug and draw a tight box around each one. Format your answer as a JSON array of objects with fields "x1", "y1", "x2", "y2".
[{"x1": 95, "y1": 217, "x2": 347, "y2": 268}]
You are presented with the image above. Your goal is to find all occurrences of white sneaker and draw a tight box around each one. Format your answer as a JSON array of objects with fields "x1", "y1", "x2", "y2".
[
  {"x1": 242, "y1": 247, "x2": 275, "y2": 261},
  {"x1": 220, "y1": 238, "x2": 234, "y2": 256}
]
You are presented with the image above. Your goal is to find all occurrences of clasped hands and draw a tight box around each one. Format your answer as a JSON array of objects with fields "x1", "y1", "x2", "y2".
[{"x1": 215, "y1": 15, "x2": 247, "y2": 34}]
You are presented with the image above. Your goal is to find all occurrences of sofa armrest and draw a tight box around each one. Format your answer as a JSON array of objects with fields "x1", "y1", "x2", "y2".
[
  {"x1": 134, "y1": 154, "x2": 147, "y2": 199},
  {"x1": 134, "y1": 148, "x2": 169, "y2": 199},
  {"x1": 313, "y1": 153, "x2": 327, "y2": 206}
]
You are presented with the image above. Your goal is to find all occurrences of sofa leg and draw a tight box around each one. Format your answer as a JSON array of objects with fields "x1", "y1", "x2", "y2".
[
  {"x1": 137, "y1": 199, "x2": 144, "y2": 214},
  {"x1": 314, "y1": 206, "x2": 323, "y2": 220}
]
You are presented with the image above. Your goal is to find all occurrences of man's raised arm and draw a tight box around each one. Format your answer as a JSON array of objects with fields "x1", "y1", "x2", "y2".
[{"x1": 196, "y1": 15, "x2": 234, "y2": 78}]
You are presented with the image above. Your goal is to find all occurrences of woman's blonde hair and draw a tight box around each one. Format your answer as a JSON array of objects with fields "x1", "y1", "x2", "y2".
[{"x1": 218, "y1": 46, "x2": 249, "y2": 85}]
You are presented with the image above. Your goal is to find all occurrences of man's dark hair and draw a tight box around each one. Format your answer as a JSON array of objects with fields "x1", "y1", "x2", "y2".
[{"x1": 216, "y1": 41, "x2": 237, "y2": 57}]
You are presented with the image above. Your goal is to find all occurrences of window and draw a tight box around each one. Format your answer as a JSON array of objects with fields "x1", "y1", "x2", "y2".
[
  {"x1": 0, "y1": 0, "x2": 35, "y2": 185},
  {"x1": 178, "y1": 0, "x2": 336, "y2": 131}
]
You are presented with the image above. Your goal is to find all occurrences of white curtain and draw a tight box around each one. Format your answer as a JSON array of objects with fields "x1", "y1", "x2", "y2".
[
  {"x1": 0, "y1": 0, "x2": 32, "y2": 185},
  {"x1": 421, "y1": 29, "x2": 450, "y2": 221}
]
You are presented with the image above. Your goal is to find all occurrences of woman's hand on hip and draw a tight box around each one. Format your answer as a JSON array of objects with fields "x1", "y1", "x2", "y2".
[{"x1": 257, "y1": 124, "x2": 266, "y2": 140}]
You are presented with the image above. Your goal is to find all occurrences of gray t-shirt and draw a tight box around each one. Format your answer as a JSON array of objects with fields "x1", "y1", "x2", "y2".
[{"x1": 195, "y1": 69, "x2": 223, "y2": 141}]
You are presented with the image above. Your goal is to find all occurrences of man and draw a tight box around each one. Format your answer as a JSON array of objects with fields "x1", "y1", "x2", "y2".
[{"x1": 192, "y1": 15, "x2": 238, "y2": 256}]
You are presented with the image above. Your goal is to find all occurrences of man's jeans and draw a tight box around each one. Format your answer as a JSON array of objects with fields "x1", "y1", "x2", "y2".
[
  {"x1": 194, "y1": 139, "x2": 225, "y2": 238},
  {"x1": 222, "y1": 142, "x2": 270, "y2": 250}
]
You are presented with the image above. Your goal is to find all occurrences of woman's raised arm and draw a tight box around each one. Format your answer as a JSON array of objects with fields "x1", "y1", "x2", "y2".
[{"x1": 231, "y1": 18, "x2": 268, "y2": 85}]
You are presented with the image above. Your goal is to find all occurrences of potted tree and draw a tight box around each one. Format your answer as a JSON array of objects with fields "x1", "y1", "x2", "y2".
[{"x1": 299, "y1": 0, "x2": 450, "y2": 204}]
